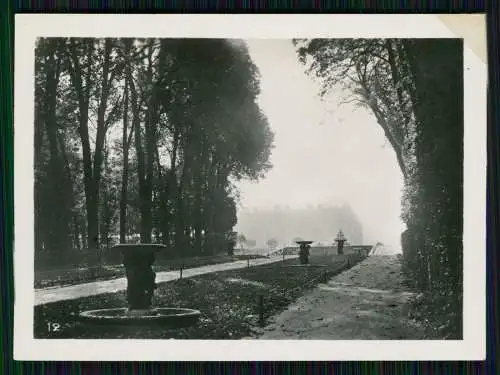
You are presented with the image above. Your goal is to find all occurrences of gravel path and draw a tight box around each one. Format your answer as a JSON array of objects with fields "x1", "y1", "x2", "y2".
[
  {"x1": 251, "y1": 253, "x2": 425, "y2": 340},
  {"x1": 35, "y1": 254, "x2": 298, "y2": 306}
]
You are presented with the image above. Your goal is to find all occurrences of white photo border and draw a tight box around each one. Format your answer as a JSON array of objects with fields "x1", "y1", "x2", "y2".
[{"x1": 14, "y1": 13, "x2": 487, "y2": 361}]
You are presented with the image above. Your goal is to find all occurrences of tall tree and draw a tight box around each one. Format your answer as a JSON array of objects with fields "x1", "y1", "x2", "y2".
[
  {"x1": 66, "y1": 38, "x2": 122, "y2": 253},
  {"x1": 118, "y1": 39, "x2": 136, "y2": 244},
  {"x1": 34, "y1": 38, "x2": 73, "y2": 258}
]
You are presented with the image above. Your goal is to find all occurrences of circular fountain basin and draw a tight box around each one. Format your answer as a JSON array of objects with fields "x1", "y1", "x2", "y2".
[
  {"x1": 79, "y1": 307, "x2": 201, "y2": 330},
  {"x1": 286, "y1": 264, "x2": 328, "y2": 268}
]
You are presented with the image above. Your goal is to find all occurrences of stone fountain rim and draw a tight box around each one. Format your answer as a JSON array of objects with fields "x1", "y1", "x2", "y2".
[
  {"x1": 285, "y1": 264, "x2": 329, "y2": 267},
  {"x1": 78, "y1": 307, "x2": 201, "y2": 322}
]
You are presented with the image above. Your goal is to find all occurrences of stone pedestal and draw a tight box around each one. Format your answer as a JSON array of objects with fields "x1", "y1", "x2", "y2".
[
  {"x1": 115, "y1": 244, "x2": 166, "y2": 310},
  {"x1": 335, "y1": 230, "x2": 347, "y2": 255},
  {"x1": 123, "y1": 251, "x2": 156, "y2": 310},
  {"x1": 296, "y1": 240, "x2": 312, "y2": 265},
  {"x1": 336, "y1": 240, "x2": 346, "y2": 255},
  {"x1": 299, "y1": 248, "x2": 309, "y2": 264}
]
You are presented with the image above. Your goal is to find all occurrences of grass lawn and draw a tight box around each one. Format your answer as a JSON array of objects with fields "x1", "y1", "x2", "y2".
[
  {"x1": 34, "y1": 253, "x2": 266, "y2": 289},
  {"x1": 34, "y1": 253, "x2": 366, "y2": 339}
]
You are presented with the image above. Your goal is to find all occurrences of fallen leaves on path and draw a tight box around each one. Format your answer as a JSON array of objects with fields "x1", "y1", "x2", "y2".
[{"x1": 257, "y1": 255, "x2": 427, "y2": 340}]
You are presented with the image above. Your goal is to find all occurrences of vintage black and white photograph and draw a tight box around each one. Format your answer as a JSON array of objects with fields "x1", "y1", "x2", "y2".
[{"x1": 14, "y1": 14, "x2": 486, "y2": 361}]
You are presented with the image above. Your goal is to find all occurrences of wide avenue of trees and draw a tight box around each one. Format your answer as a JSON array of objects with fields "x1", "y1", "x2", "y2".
[
  {"x1": 35, "y1": 38, "x2": 274, "y2": 266},
  {"x1": 295, "y1": 38, "x2": 463, "y2": 338}
]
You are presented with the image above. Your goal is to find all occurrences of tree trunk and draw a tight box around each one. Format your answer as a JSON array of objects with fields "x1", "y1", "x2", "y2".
[
  {"x1": 356, "y1": 64, "x2": 407, "y2": 180},
  {"x1": 92, "y1": 38, "x2": 114, "y2": 251},
  {"x1": 175, "y1": 127, "x2": 194, "y2": 254},
  {"x1": 120, "y1": 66, "x2": 134, "y2": 244},
  {"x1": 41, "y1": 42, "x2": 72, "y2": 256},
  {"x1": 68, "y1": 39, "x2": 117, "y2": 264},
  {"x1": 132, "y1": 43, "x2": 160, "y2": 244},
  {"x1": 131, "y1": 74, "x2": 149, "y2": 242},
  {"x1": 73, "y1": 214, "x2": 81, "y2": 251},
  {"x1": 68, "y1": 40, "x2": 98, "y2": 253},
  {"x1": 204, "y1": 152, "x2": 218, "y2": 254},
  {"x1": 211, "y1": 164, "x2": 231, "y2": 254},
  {"x1": 193, "y1": 138, "x2": 206, "y2": 254},
  {"x1": 80, "y1": 218, "x2": 87, "y2": 250},
  {"x1": 366, "y1": 100, "x2": 408, "y2": 180},
  {"x1": 99, "y1": 144, "x2": 111, "y2": 250},
  {"x1": 160, "y1": 126, "x2": 180, "y2": 245}
]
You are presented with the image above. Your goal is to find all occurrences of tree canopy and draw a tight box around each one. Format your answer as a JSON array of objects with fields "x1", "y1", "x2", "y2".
[{"x1": 34, "y1": 37, "x2": 274, "y2": 267}]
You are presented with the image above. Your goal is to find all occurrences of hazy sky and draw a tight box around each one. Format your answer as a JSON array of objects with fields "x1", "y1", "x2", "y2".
[{"x1": 234, "y1": 39, "x2": 406, "y2": 248}]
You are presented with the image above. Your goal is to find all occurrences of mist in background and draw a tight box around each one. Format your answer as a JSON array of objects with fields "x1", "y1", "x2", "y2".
[
  {"x1": 236, "y1": 204, "x2": 363, "y2": 248},
  {"x1": 234, "y1": 39, "x2": 406, "y2": 249}
]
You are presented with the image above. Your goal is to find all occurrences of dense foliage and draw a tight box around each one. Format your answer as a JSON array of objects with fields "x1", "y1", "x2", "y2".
[
  {"x1": 294, "y1": 38, "x2": 463, "y2": 338},
  {"x1": 35, "y1": 38, "x2": 274, "y2": 267}
]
